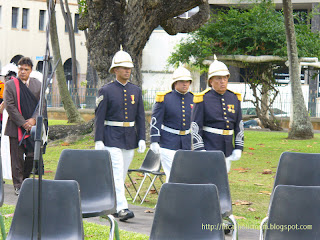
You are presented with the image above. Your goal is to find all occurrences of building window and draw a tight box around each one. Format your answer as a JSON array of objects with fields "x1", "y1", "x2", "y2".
[
  {"x1": 39, "y1": 10, "x2": 46, "y2": 31},
  {"x1": 74, "y1": 14, "x2": 79, "y2": 33},
  {"x1": 22, "y1": 8, "x2": 29, "y2": 29},
  {"x1": 12, "y1": 7, "x2": 19, "y2": 28}
]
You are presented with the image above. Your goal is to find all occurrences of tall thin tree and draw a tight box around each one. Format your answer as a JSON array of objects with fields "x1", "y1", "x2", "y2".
[
  {"x1": 48, "y1": 0, "x2": 83, "y2": 123},
  {"x1": 283, "y1": 0, "x2": 313, "y2": 139}
]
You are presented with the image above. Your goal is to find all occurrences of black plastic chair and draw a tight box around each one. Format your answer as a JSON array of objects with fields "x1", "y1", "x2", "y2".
[
  {"x1": 150, "y1": 183, "x2": 224, "y2": 240},
  {"x1": 127, "y1": 149, "x2": 164, "y2": 204},
  {"x1": 0, "y1": 155, "x2": 5, "y2": 239},
  {"x1": 261, "y1": 185, "x2": 320, "y2": 240},
  {"x1": 273, "y1": 152, "x2": 320, "y2": 190},
  {"x1": 7, "y1": 179, "x2": 84, "y2": 239},
  {"x1": 55, "y1": 149, "x2": 119, "y2": 240},
  {"x1": 169, "y1": 150, "x2": 238, "y2": 239},
  {"x1": 260, "y1": 152, "x2": 320, "y2": 237}
]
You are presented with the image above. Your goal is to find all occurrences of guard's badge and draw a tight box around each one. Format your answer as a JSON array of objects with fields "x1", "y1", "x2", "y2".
[
  {"x1": 96, "y1": 95, "x2": 104, "y2": 107},
  {"x1": 227, "y1": 104, "x2": 235, "y2": 113},
  {"x1": 131, "y1": 95, "x2": 135, "y2": 104},
  {"x1": 190, "y1": 104, "x2": 193, "y2": 109}
]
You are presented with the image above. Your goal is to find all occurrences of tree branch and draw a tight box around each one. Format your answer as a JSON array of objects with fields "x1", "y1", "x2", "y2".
[{"x1": 161, "y1": 1, "x2": 210, "y2": 35}]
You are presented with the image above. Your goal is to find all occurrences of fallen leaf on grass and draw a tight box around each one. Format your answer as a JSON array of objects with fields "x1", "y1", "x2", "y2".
[
  {"x1": 238, "y1": 179, "x2": 249, "y2": 182},
  {"x1": 238, "y1": 170, "x2": 248, "y2": 173},
  {"x1": 254, "y1": 183, "x2": 264, "y2": 186},
  {"x1": 262, "y1": 169, "x2": 272, "y2": 174},
  {"x1": 248, "y1": 152, "x2": 254, "y2": 155},
  {"x1": 233, "y1": 167, "x2": 250, "y2": 171},
  {"x1": 144, "y1": 210, "x2": 154, "y2": 213},
  {"x1": 125, "y1": 183, "x2": 132, "y2": 187},
  {"x1": 44, "y1": 170, "x2": 53, "y2": 173},
  {"x1": 255, "y1": 216, "x2": 261, "y2": 220},
  {"x1": 61, "y1": 142, "x2": 70, "y2": 146},
  {"x1": 234, "y1": 215, "x2": 246, "y2": 219},
  {"x1": 248, "y1": 208, "x2": 256, "y2": 212},
  {"x1": 313, "y1": 142, "x2": 318, "y2": 144},
  {"x1": 266, "y1": 161, "x2": 271, "y2": 163},
  {"x1": 307, "y1": 145, "x2": 313, "y2": 148},
  {"x1": 4, "y1": 213, "x2": 14, "y2": 218},
  {"x1": 259, "y1": 191, "x2": 271, "y2": 195},
  {"x1": 137, "y1": 173, "x2": 144, "y2": 177},
  {"x1": 248, "y1": 147, "x2": 255, "y2": 150},
  {"x1": 233, "y1": 200, "x2": 252, "y2": 206},
  {"x1": 149, "y1": 190, "x2": 157, "y2": 194}
]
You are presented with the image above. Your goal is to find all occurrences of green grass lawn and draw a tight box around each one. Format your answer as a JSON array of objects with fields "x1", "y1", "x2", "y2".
[{"x1": 3, "y1": 127, "x2": 320, "y2": 238}]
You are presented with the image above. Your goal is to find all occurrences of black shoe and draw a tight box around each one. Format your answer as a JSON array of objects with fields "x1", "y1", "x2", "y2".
[
  {"x1": 118, "y1": 209, "x2": 134, "y2": 221},
  {"x1": 112, "y1": 212, "x2": 119, "y2": 218},
  {"x1": 14, "y1": 188, "x2": 20, "y2": 196}
]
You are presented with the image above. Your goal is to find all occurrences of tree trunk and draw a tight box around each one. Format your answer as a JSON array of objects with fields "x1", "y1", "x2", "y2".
[
  {"x1": 78, "y1": 0, "x2": 210, "y2": 88},
  {"x1": 283, "y1": 0, "x2": 313, "y2": 139},
  {"x1": 60, "y1": 0, "x2": 80, "y2": 107},
  {"x1": 49, "y1": 1, "x2": 84, "y2": 123}
]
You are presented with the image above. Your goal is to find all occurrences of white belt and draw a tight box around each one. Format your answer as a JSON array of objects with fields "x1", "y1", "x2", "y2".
[
  {"x1": 203, "y1": 126, "x2": 234, "y2": 135},
  {"x1": 161, "y1": 125, "x2": 190, "y2": 135},
  {"x1": 104, "y1": 120, "x2": 135, "y2": 127}
]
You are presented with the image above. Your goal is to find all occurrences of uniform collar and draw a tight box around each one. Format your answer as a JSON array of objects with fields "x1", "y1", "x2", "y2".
[
  {"x1": 116, "y1": 79, "x2": 128, "y2": 86},
  {"x1": 212, "y1": 87, "x2": 226, "y2": 96},
  {"x1": 174, "y1": 89, "x2": 188, "y2": 95}
]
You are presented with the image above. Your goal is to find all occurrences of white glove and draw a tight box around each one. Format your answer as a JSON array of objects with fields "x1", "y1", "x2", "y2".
[
  {"x1": 230, "y1": 149, "x2": 242, "y2": 161},
  {"x1": 150, "y1": 142, "x2": 160, "y2": 154},
  {"x1": 95, "y1": 141, "x2": 105, "y2": 150},
  {"x1": 138, "y1": 140, "x2": 146, "y2": 153}
]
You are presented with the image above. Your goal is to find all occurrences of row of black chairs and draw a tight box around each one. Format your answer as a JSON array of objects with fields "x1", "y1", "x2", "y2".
[
  {"x1": 4, "y1": 149, "x2": 119, "y2": 240},
  {"x1": 259, "y1": 152, "x2": 320, "y2": 240},
  {"x1": 149, "y1": 150, "x2": 238, "y2": 240}
]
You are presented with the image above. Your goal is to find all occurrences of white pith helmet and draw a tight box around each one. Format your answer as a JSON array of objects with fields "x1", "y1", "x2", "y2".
[
  {"x1": 109, "y1": 45, "x2": 134, "y2": 73},
  {"x1": 208, "y1": 55, "x2": 230, "y2": 86},
  {"x1": 171, "y1": 64, "x2": 193, "y2": 89},
  {"x1": 1, "y1": 63, "x2": 18, "y2": 76}
]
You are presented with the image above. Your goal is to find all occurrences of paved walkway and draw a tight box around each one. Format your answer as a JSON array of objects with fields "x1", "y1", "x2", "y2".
[{"x1": 3, "y1": 183, "x2": 259, "y2": 239}]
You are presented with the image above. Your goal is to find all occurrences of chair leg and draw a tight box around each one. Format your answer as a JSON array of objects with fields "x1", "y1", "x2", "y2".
[
  {"x1": 227, "y1": 214, "x2": 238, "y2": 240},
  {"x1": 124, "y1": 183, "x2": 133, "y2": 200},
  {"x1": 141, "y1": 176, "x2": 158, "y2": 204},
  {"x1": 259, "y1": 216, "x2": 268, "y2": 240},
  {"x1": 0, "y1": 214, "x2": 6, "y2": 240},
  {"x1": 106, "y1": 214, "x2": 120, "y2": 240},
  {"x1": 127, "y1": 173, "x2": 142, "y2": 201},
  {"x1": 133, "y1": 174, "x2": 148, "y2": 203}
]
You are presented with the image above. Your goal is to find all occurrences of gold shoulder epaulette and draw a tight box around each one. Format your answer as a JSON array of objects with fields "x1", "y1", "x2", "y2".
[
  {"x1": 155, "y1": 90, "x2": 172, "y2": 102},
  {"x1": 228, "y1": 89, "x2": 242, "y2": 101},
  {"x1": 193, "y1": 88, "x2": 210, "y2": 103},
  {"x1": 189, "y1": 91, "x2": 194, "y2": 95}
]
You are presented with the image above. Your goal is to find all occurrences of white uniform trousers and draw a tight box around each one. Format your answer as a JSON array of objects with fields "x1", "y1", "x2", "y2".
[
  {"x1": 105, "y1": 146, "x2": 134, "y2": 212},
  {"x1": 159, "y1": 148, "x2": 176, "y2": 183}
]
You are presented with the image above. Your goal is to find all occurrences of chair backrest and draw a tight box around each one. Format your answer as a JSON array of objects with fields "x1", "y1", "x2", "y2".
[
  {"x1": 150, "y1": 183, "x2": 224, "y2": 240},
  {"x1": 55, "y1": 149, "x2": 116, "y2": 217},
  {"x1": 139, "y1": 149, "x2": 161, "y2": 172},
  {"x1": 265, "y1": 185, "x2": 320, "y2": 240},
  {"x1": 0, "y1": 154, "x2": 4, "y2": 207},
  {"x1": 168, "y1": 150, "x2": 232, "y2": 217},
  {"x1": 7, "y1": 179, "x2": 84, "y2": 240},
  {"x1": 273, "y1": 152, "x2": 320, "y2": 192}
]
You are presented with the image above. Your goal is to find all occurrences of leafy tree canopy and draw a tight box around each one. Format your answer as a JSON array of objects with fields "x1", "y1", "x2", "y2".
[{"x1": 169, "y1": 0, "x2": 320, "y2": 69}]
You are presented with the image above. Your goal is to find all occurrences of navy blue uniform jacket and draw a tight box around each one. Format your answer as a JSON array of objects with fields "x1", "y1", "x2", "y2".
[
  {"x1": 191, "y1": 88, "x2": 244, "y2": 157},
  {"x1": 94, "y1": 81, "x2": 146, "y2": 150},
  {"x1": 150, "y1": 90, "x2": 193, "y2": 150}
]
